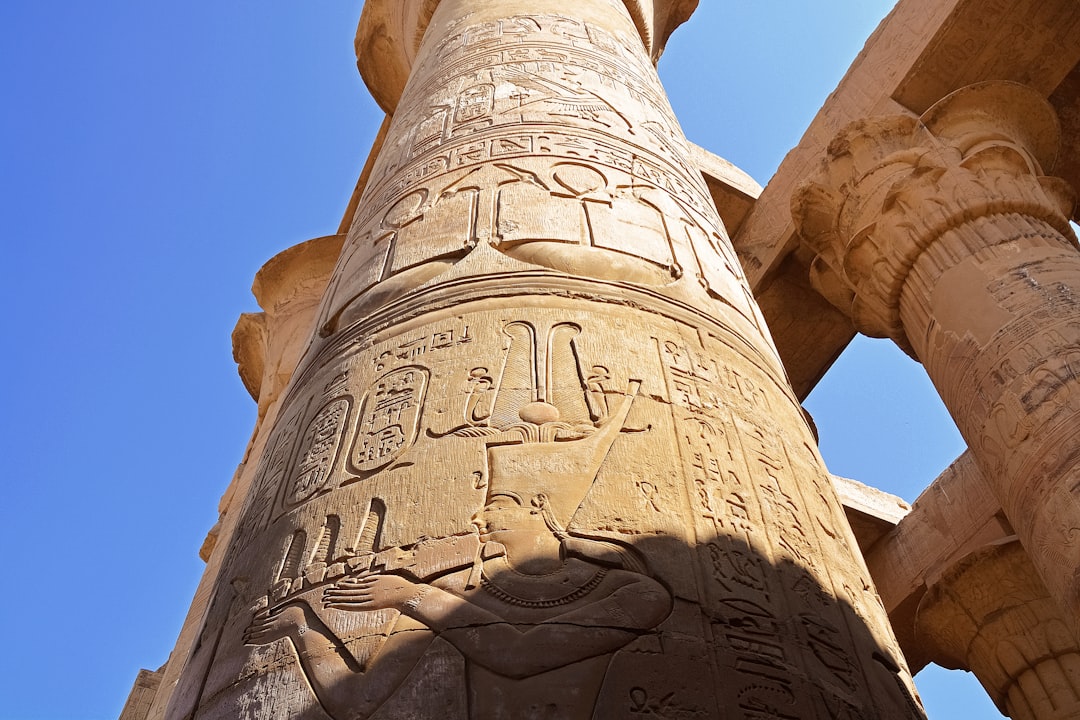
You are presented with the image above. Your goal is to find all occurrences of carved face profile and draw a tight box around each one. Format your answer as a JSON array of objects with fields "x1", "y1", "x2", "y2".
[{"x1": 470, "y1": 494, "x2": 548, "y2": 544}]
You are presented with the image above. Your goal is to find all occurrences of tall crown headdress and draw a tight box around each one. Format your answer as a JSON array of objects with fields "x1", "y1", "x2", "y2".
[{"x1": 485, "y1": 380, "x2": 639, "y2": 529}]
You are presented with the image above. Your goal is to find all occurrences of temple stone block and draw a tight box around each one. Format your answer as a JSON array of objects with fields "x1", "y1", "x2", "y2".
[{"x1": 794, "y1": 80, "x2": 1080, "y2": 637}]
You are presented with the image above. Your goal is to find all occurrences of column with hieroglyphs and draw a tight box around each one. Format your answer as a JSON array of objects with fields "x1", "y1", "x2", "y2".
[
  {"x1": 160, "y1": 1, "x2": 925, "y2": 718},
  {"x1": 794, "y1": 82, "x2": 1080, "y2": 637}
]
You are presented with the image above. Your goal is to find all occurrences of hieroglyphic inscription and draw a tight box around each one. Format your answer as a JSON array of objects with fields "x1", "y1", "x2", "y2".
[
  {"x1": 657, "y1": 338, "x2": 773, "y2": 421},
  {"x1": 656, "y1": 334, "x2": 878, "y2": 713},
  {"x1": 349, "y1": 366, "x2": 428, "y2": 473},
  {"x1": 284, "y1": 397, "x2": 351, "y2": 508},
  {"x1": 628, "y1": 686, "x2": 708, "y2": 718},
  {"x1": 372, "y1": 323, "x2": 472, "y2": 371},
  {"x1": 317, "y1": 11, "x2": 770, "y2": 340},
  {"x1": 735, "y1": 658, "x2": 800, "y2": 720}
]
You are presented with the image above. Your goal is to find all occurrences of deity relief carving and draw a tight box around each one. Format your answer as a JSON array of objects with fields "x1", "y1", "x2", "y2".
[{"x1": 245, "y1": 323, "x2": 672, "y2": 719}]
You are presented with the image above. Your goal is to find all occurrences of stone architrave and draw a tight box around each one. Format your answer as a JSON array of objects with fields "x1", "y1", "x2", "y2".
[
  {"x1": 160, "y1": 2, "x2": 925, "y2": 718},
  {"x1": 794, "y1": 81, "x2": 1080, "y2": 637},
  {"x1": 915, "y1": 538, "x2": 1080, "y2": 720}
]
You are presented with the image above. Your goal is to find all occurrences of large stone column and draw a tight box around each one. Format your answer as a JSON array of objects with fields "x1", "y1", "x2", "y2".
[
  {"x1": 915, "y1": 539, "x2": 1080, "y2": 720},
  {"x1": 163, "y1": 2, "x2": 924, "y2": 718},
  {"x1": 794, "y1": 82, "x2": 1080, "y2": 634}
]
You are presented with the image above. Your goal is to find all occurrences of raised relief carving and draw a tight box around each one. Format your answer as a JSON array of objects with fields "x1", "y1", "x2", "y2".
[
  {"x1": 348, "y1": 366, "x2": 428, "y2": 475},
  {"x1": 245, "y1": 323, "x2": 671, "y2": 719}
]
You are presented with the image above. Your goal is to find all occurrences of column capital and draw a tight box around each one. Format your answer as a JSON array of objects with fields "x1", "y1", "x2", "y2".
[
  {"x1": 355, "y1": 0, "x2": 698, "y2": 113},
  {"x1": 914, "y1": 538, "x2": 1080, "y2": 720},
  {"x1": 792, "y1": 82, "x2": 1076, "y2": 354}
]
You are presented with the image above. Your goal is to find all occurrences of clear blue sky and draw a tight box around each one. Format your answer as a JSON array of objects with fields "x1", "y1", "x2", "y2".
[{"x1": 0, "y1": 1, "x2": 1002, "y2": 717}]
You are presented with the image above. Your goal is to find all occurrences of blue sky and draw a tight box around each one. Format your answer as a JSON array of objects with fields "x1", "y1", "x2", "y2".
[{"x1": 0, "y1": 1, "x2": 1000, "y2": 717}]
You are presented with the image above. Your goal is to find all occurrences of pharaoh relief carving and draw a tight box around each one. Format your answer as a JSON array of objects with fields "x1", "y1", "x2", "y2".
[
  {"x1": 244, "y1": 319, "x2": 672, "y2": 719},
  {"x1": 196, "y1": 287, "x2": 920, "y2": 718}
]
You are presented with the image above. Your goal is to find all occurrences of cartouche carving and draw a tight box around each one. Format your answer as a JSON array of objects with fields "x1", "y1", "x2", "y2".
[
  {"x1": 348, "y1": 366, "x2": 428, "y2": 474},
  {"x1": 285, "y1": 397, "x2": 351, "y2": 508}
]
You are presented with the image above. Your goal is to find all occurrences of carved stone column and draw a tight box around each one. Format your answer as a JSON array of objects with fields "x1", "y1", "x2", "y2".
[
  {"x1": 162, "y1": 2, "x2": 924, "y2": 718},
  {"x1": 915, "y1": 539, "x2": 1080, "y2": 720},
  {"x1": 794, "y1": 81, "x2": 1080, "y2": 635}
]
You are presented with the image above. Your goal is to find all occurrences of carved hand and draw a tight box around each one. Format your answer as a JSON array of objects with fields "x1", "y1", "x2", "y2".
[
  {"x1": 323, "y1": 573, "x2": 425, "y2": 613},
  {"x1": 243, "y1": 603, "x2": 308, "y2": 646}
]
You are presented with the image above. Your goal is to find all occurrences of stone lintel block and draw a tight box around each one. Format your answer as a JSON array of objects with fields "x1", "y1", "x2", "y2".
[
  {"x1": 686, "y1": 140, "x2": 761, "y2": 237},
  {"x1": 831, "y1": 474, "x2": 911, "y2": 552},
  {"x1": 893, "y1": 0, "x2": 1080, "y2": 116}
]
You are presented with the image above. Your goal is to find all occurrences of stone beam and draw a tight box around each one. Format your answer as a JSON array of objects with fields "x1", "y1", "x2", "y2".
[
  {"x1": 730, "y1": 0, "x2": 1080, "y2": 396},
  {"x1": 686, "y1": 140, "x2": 760, "y2": 237},
  {"x1": 831, "y1": 474, "x2": 911, "y2": 554}
]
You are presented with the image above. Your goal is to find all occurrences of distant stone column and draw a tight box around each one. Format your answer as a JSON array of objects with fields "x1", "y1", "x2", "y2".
[
  {"x1": 161, "y1": 1, "x2": 925, "y2": 718},
  {"x1": 915, "y1": 539, "x2": 1080, "y2": 720},
  {"x1": 794, "y1": 81, "x2": 1080, "y2": 634}
]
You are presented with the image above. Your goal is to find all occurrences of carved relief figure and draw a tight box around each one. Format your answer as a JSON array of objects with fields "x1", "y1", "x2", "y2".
[{"x1": 245, "y1": 325, "x2": 672, "y2": 719}]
